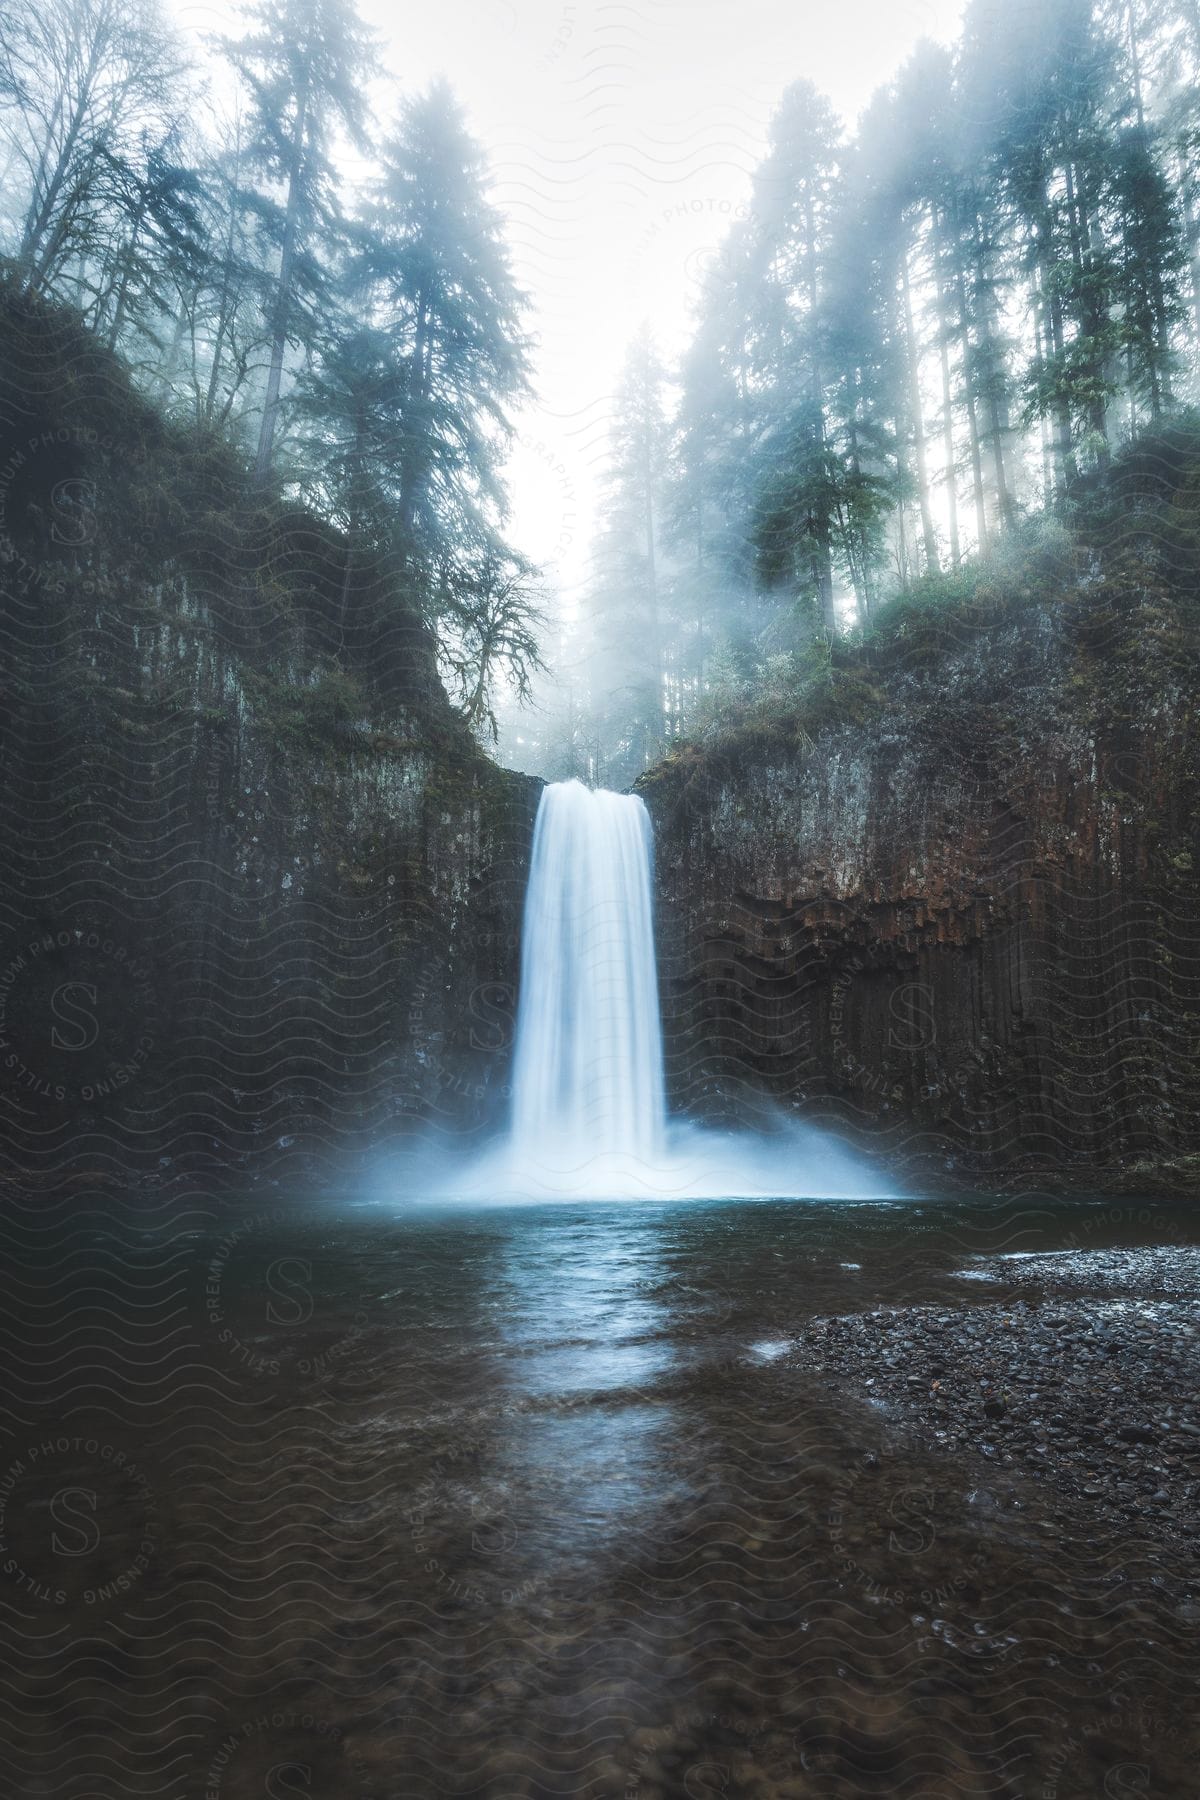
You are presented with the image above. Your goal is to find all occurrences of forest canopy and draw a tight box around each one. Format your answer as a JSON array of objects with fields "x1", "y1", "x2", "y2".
[
  {"x1": 546, "y1": 0, "x2": 1200, "y2": 785},
  {"x1": 1, "y1": 0, "x2": 1197, "y2": 768}
]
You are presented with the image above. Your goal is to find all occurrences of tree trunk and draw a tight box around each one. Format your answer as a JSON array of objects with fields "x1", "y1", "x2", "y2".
[
  {"x1": 846, "y1": 396, "x2": 872, "y2": 622},
  {"x1": 641, "y1": 420, "x2": 664, "y2": 738},
  {"x1": 1127, "y1": 0, "x2": 1146, "y2": 132},
  {"x1": 106, "y1": 185, "x2": 149, "y2": 352},
  {"x1": 950, "y1": 228, "x2": 989, "y2": 552},
  {"x1": 930, "y1": 206, "x2": 960, "y2": 566},
  {"x1": 900, "y1": 246, "x2": 939, "y2": 576},
  {"x1": 254, "y1": 79, "x2": 312, "y2": 484},
  {"x1": 1032, "y1": 288, "x2": 1057, "y2": 506},
  {"x1": 1036, "y1": 201, "x2": 1077, "y2": 496},
  {"x1": 812, "y1": 532, "x2": 837, "y2": 634},
  {"x1": 397, "y1": 294, "x2": 430, "y2": 550},
  {"x1": 971, "y1": 215, "x2": 1015, "y2": 529},
  {"x1": 1047, "y1": 282, "x2": 1076, "y2": 490},
  {"x1": 1176, "y1": 143, "x2": 1200, "y2": 344},
  {"x1": 204, "y1": 152, "x2": 246, "y2": 426},
  {"x1": 18, "y1": 33, "x2": 105, "y2": 284},
  {"x1": 895, "y1": 488, "x2": 911, "y2": 589},
  {"x1": 156, "y1": 306, "x2": 188, "y2": 403}
]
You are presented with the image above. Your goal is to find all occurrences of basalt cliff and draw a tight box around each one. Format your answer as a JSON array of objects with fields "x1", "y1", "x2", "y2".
[{"x1": 643, "y1": 523, "x2": 1200, "y2": 1192}]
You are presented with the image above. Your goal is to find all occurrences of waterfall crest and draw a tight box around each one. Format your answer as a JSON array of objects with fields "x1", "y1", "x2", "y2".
[{"x1": 510, "y1": 780, "x2": 665, "y2": 1166}]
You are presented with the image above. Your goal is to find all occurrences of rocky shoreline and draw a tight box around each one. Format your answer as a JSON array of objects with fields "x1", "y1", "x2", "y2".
[{"x1": 796, "y1": 1245, "x2": 1200, "y2": 1559}]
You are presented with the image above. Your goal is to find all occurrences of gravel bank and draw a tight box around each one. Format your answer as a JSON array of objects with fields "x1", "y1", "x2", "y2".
[{"x1": 796, "y1": 1246, "x2": 1200, "y2": 1553}]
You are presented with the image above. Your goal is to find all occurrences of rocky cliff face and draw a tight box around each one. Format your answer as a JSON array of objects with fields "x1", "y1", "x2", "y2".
[
  {"x1": 642, "y1": 552, "x2": 1200, "y2": 1192},
  {"x1": 0, "y1": 590, "x2": 542, "y2": 1190},
  {"x1": 0, "y1": 291, "x2": 541, "y2": 1195}
]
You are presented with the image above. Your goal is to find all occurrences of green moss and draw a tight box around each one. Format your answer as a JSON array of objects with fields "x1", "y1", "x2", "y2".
[
  {"x1": 242, "y1": 665, "x2": 369, "y2": 758},
  {"x1": 796, "y1": 668, "x2": 887, "y2": 736},
  {"x1": 642, "y1": 479, "x2": 1200, "y2": 807}
]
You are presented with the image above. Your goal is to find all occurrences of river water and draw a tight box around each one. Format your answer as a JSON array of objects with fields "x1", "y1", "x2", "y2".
[{"x1": 36, "y1": 1188, "x2": 1176, "y2": 1799}]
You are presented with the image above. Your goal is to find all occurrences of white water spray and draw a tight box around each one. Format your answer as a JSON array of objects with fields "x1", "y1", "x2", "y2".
[{"x1": 438, "y1": 780, "x2": 896, "y2": 1200}]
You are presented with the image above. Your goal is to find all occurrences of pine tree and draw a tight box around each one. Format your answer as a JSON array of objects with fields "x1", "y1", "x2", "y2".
[
  {"x1": 668, "y1": 221, "x2": 761, "y2": 650},
  {"x1": 98, "y1": 132, "x2": 208, "y2": 361},
  {"x1": 1108, "y1": 125, "x2": 1186, "y2": 425},
  {"x1": 747, "y1": 82, "x2": 845, "y2": 631},
  {"x1": 583, "y1": 326, "x2": 671, "y2": 782},
  {"x1": 964, "y1": 0, "x2": 1123, "y2": 491},
  {"x1": 183, "y1": 117, "x2": 271, "y2": 435},
  {"x1": 292, "y1": 316, "x2": 405, "y2": 628},
  {"x1": 223, "y1": 0, "x2": 375, "y2": 481},
  {"x1": 358, "y1": 82, "x2": 531, "y2": 586}
]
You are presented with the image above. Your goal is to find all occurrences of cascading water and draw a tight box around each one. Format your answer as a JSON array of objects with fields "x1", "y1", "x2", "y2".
[
  {"x1": 510, "y1": 781, "x2": 666, "y2": 1167},
  {"x1": 437, "y1": 780, "x2": 896, "y2": 1201}
]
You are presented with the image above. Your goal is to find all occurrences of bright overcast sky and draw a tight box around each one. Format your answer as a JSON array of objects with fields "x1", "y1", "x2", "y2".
[{"x1": 174, "y1": 0, "x2": 966, "y2": 608}]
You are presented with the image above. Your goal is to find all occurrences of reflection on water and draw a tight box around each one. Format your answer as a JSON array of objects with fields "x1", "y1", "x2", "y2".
[
  {"x1": 347, "y1": 1189, "x2": 1198, "y2": 1399},
  {"x1": 55, "y1": 1190, "x2": 1199, "y2": 1800}
]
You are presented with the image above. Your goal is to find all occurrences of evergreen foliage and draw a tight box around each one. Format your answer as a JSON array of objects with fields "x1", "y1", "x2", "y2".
[
  {"x1": 1, "y1": 0, "x2": 1197, "y2": 765},
  {"x1": 557, "y1": 0, "x2": 1200, "y2": 778}
]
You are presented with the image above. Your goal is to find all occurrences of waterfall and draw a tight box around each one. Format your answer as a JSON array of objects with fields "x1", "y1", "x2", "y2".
[
  {"x1": 429, "y1": 780, "x2": 896, "y2": 1201},
  {"x1": 510, "y1": 780, "x2": 666, "y2": 1168}
]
